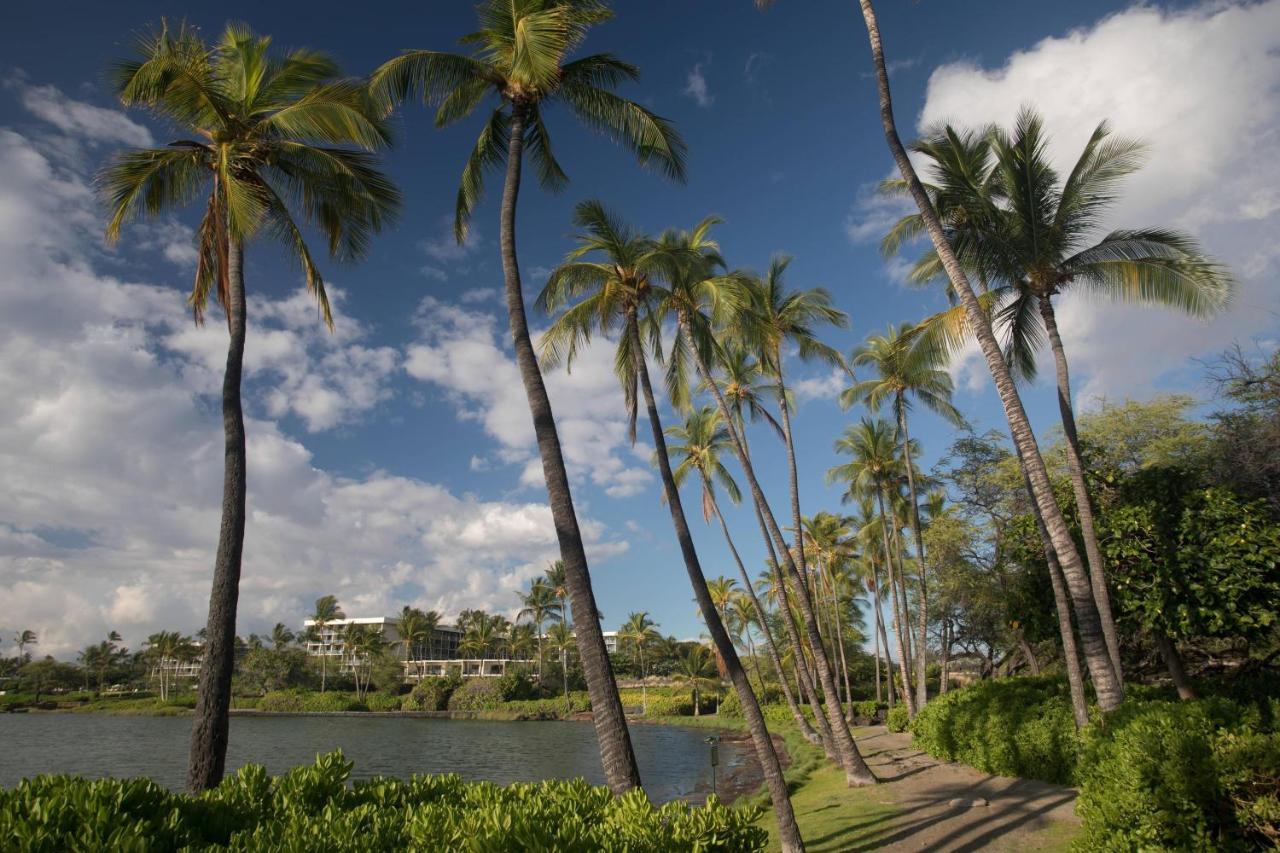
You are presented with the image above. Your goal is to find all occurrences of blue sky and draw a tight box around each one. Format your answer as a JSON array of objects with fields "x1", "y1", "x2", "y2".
[{"x1": 3, "y1": 0, "x2": 1278, "y2": 655}]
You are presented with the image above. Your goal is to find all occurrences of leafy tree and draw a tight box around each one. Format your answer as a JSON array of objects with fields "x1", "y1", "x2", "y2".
[
  {"x1": 371, "y1": 0, "x2": 684, "y2": 797},
  {"x1": 672, "y1": 645, "x2": 718, "y2": 717},
  {"x1": 517, "y1": 579, "x2": 561, "y2": 677},
  {"x1": 618, "y1": 612, "x2": 658, "y2": 714},
  {"x1": 13, "y1": 630, "x2": 36, "y2": 663},
  {"x1": 103, "y1": 24, "x2": 399, "y2": 792},
  {"x1": 18, "y1": 657, "x2": 80, "y2": 703},
  {"x1": 269, "y1": 623, "x2": 295, "y2": 651},
  {"x1": 310, "y1": 596, "x2": 345, "y2": 694},
  {"x1": 77, "y1": 632, "x2": 129, "y2": 697}
]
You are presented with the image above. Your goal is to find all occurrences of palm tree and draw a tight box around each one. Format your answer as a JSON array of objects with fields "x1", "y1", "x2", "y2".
[
  {"x1": 893, "y1": 113, "x2": 1232, "y2": 689},
  {"x1": 847, "y1": 500, "x2": 896, "y2": 708},
  {"x1": 658, "y1": 221, "x2": 874, "y2": 787},
  {"x1": 13, "y1": 630, "x2": 36, "y2": 663},
  {"x1": 269, "y1": 623, "x2": 295, "y2": 651},
  {"x1": 396, "y1": 606, "x2": 433, "y2": 681},
  {"x1": 517, "y1": 578, "x2": 562, "y2": 679},
  {"x1": 78, "y1": 631, "x2": 128, "y2": 698},
  {"x1": 853, "y1": 0, "x2": 1127, "y2": 712},
  {"x1": 539, "y1": 202, "x2": 803, "y2": 844},
  {"x1": 311, "y1": 595, "x2": 345, "y2": 694},
  {"x1": 666, "y1": 405, "x2": 808, "y2": 737},
  {"x1": 673, "y1": 645, "x2": 719, "y2": 718},
  {"x1": 102, "y1": 25, "x2": 399, "y2": 791},
  {"x1": 460, "y1": 615, "x2": 501, "y2": 659},
  {"x1": 343, "y1": 624, "x2": 383, "y2": 701},
  {"x1": 508, "y1": 623, "x2": 538, "y2": 664},
  {"x1": 371, "y1": 3, "x2": 684, "y2": 795},
  {"x1": 545, "y1": 561, "x2": 569, "y2": 625},
  {"x1": 618, "y1": 612, "x2": 658, "y2": 714},
  {"x1": 801, "y1": 513, "x2": 859, "y2": 708},
  {"x1": 844, "y1": 323, "x2": 965, "y2": 711},
  {"x1": 546, "y1": 620, "x2": 576, "y2": 709},
  {"x1": 145, "y1": 631, "x2": 191, "y2": 701},
  {"x1": 828, "y1": 418, "x2": 916, "y2": 716}
]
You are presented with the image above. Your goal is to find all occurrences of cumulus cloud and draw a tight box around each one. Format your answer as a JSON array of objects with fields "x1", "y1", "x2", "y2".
[
  {"x1": 7, "y1": 77, "x2": 153, "y2": 147},
  {"x1": 0, "y1": 85, "x2": 627, "y2": 656},
  {"x1": 403, "y1": 296, "x2": 654, "y2": 497},
  {"x1": 914, "y1": 0, "x2": 1280, "y2": 404},
  {"x1": 683, "y1": 62, "x2": 713, "y2": 108}
]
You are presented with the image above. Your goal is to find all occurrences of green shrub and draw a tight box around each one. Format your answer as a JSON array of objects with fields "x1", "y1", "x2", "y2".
[
  {"x1": 446, "y1": 677, "x2": 530, "y2": 711},
  {"x1": 0, "y1": 751, "x2": 767, "y2": 851},
  {"x1": 886, "y1": 705, "x2": 909, "y2": 733},
  {"x1": 363, "y1": 692, "x2": 401, "y2": 713},
  {"x1": 401, "y1": 677, "x2": 458, "y2": 712},
  {"x1": 259, "y1": 690, "x2": 366, "y2": 713},
  {"x1": 850, "y1": 700, "x2": 882, "y2": 723}
]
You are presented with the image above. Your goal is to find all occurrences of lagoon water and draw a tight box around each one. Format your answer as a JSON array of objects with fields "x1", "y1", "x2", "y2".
[{"x1": 0, "y1": 714, "x2": 744, "y2": 802}]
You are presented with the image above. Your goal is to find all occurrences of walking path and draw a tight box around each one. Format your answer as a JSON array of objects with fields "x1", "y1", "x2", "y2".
[{"x1": 769, "y1": 727, "x2": 1079, "y2": 852}]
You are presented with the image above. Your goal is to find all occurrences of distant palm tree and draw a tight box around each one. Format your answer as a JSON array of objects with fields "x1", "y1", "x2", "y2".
[
  {"x1": 396, "y1": 606, "x2": 433, "y2": 680},
  {"x1": 78, "y1": 631, "x2": 128, "y2": 698},
  {"x1": 673, "y1": 645, "x2": 718, "y2": 717},
  {"x1": 145, "y1": 631, "x2": 191, "y2": 701},
  {"x1": 13, "y1": 630, "x2": 36, "y2": 662},
  {"x1": 517, "y1": 579, "x2": 561, "y2": 678},
  {"x1": 269, "y1": 623, "x2": 295, "y2": 651},
  {"x1": 311, "y1": 596, "x2": 345, "y2": 694},
  {"x1": 102, "y1": 24, "x2": 399, "y2": 791},
  {"x1": 546, "y1": 620, "x2": 576, "y2": 709},
  {"x1": 343, "y1": 624, "x2": 383, "y2": 701},
  {"x1": 618, "y1": 611, "x2": 658, "y2": 714},
  {"x1": 371, "y1": 0, "x2": 684, "y2": 796},
  {"x1": 508, "y1": 623, "x2": 538, "y2": 664},
  {"x1": 844, "y1": 322, "x2": 964, "y2": 711},
  {"x1": 545, "y1": 561, "x2": 569, "y2": 626}
]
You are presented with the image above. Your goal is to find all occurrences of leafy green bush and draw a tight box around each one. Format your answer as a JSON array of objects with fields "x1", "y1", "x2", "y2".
[
  {"x1": 0, "y1": 751, "x2": 767, "y2": 851},
  {"x1": 850, "y1": 700, "x2": 882, "y2": 723},
  {"x1": 363, "y1": 692, "x2": 401, "y2": 713},
  {"x1": 446, "y1": 676, "x2": 537, "y2": 712},
  {"x1": 908, "y1": 677, "x2": 1079, "y2": 784},
  {"x1": 400, "y1": 677, "x2": 458, "y2": 712},
  {"x1": 259, "y1": 690, "x2": 366, "y2": 713},
  {"x1": 886, "y1": 705, "x2": 910, "y2": 733}
]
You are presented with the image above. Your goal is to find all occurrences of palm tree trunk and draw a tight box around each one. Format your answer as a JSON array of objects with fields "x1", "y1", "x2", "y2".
[
  {"x1": 687, "y1": 321, "x2": 875, "y2": 786},
  {"x1": 186, "y1": 237, "x2": 247, "y2": 793},
  {"x1": 500, "y1": 105, "x2": 640, "y2": 793},
  {"x1": 632, "y1": 322, "x2": 803, "y2": 849},
  {"x1": 709, "y1": 489, "x2": 820, "y2": 744},
  {"x1": 885, "y1": 502, "x2": 916, "y2": 684},
  {"x1": 1155, "y1": 634, "x2": 1196, "y2": 700},
  {"x1": 875, "y1": 489, "x2": 915, "y2": 717},
  {"x1": 830, "y1": 582, "x2": 854, "y2": 714},
  {"x1": 896, "y1": 404, "x2": 931, "y2": 711},
  {"x1": 872, "y1": 592, "x2": 882, "y2": 704},
  {"x1": 1038, "y1": 296, "x2": 1124, "y2": 686},
  {"x1": 856, "y1": 0, "x2": 1123, "y2": 713},
  {"x1": 939, "y1": 620, "x2": 951, "y2": 695},
  {"x1": 1023, "y1": 470, "x2": 1090, "y2": 727}
]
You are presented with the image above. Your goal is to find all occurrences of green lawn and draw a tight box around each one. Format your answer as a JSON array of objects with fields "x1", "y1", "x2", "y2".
[{"x1": 759, "y1": 747, "x2": 899, "y2": 852}]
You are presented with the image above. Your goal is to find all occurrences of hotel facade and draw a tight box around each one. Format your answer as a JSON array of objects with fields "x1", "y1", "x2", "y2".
[{"x1": 302, "y1": 616, "x2": 536, "y2": 680}]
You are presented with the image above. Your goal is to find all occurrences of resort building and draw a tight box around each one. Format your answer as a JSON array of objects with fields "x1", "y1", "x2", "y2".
[
  {"x1": 602, "y1": 631, "x2": 619, "y2": 654},
  {"x1": 302, "y1": 615, "x2": 534, "y2": 680}
]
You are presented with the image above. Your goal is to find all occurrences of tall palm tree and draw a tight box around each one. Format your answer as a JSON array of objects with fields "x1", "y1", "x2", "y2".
[
  {"x1": 673, "y1": 644, "x2": 718, "y2": 718},
  {"x1": 892, "y1": 113, "x2": 1232, "y2": 688},
  {"x1": 618, "y1": 611, "x2": 658, "y2": 714},
  {"x1": 545, "y1": 560, "x2": 569, "y2": 627},
  {"x1": 517, "y1": 578, "x2": 562, "y2": 678},
  {"x1": 78, "y1": 631, "x2": 128, "y2": 698},
  {"x1": 103, "y1": 25, "x2": 399, "y2": 791},
  {"x1": 13, "y1": 630, "x2": 36, "y2": 662},
  {"x1": 828, "y1": 418, "x2": 916, "y2": 716},
  {"x1": 657, "y1": 220, "x2": 874, "y2": 787},
  {"x1": 546, "y1": 619, "x2": 576, "y2": 709},
  {"x1": 852, "y1": 0, "x2": 1127, "y2": 712},
  {"x1": 269, "y1": 623, "x2": 295, "y2": 651},
  {"x1": 538, "y1": 202, "x2": 804, "y2": 846},
  {"x1": 801, "y1": 513, "x2": 858, "y2": 707},
  {"x1": 311, "y1": 595, "x2": 344, "y2": 694},
  {"x1": 844, "y1": 323, "x2": 964, "y2": 710},
  {"x1": 396, "y1": 606, "x2": 433, "y2": 680},
  {"x1": 847, "y1": 500, "x2": 897, "y2": 708},
  {"x1": 371, "y1": 2, "x2": 684, "y2": 795},
  {"x1": 508, "y1": 623, "x2": 538, "y2": 663},
  {"x1": 665, "y1": 406, "x2": 819, "y2": 742}
]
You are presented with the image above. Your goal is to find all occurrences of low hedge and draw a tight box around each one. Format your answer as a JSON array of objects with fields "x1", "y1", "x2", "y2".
[
  {"x1": 885, "y1": 705, "x2": 909, "y2": 733},
  {"x1": 400, "y1": 677, "x2": 459, "y2": 712},
  {"x1": 0, "y1": 751, "x2": 767, "y2": 851},
  {"x1": 258, "y1": 690, "x2": 367, "y2": 713},
  {"x1": 907, "y1": 676, "x2": 1280, "y2": 850},
  {"x1": 446, "y1": 674, "x2": 537, "y2": 712}
]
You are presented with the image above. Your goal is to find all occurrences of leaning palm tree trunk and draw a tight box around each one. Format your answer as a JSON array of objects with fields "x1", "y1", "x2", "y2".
[
  {"x1": 688, "y1": 326, "x2": 875, "y2": 785},
  {"x1": 187, "y1": 239, "x2": 247, "y2": 793},
  {"x1": 499, "y1": 107, "x2": 640, "y2": 793},
  {"x1": 710, "y1": 489, "x2": 820, "y2": 745},
  {"x1": 896, "y1": 406, "x2": 930, "y2": 711},
  {"x1": 1038, "y1": 297, "x2": 1124, "y2": 684},
  {"x1": 875, "y1": 489, "x2": 915, "y2": 717},
  {"x1": 633, "y1": 325, "x2": 804, "y2": 851},
  {"x1": 856, "y1": 0, "x2": 1123, "y2": 712}
]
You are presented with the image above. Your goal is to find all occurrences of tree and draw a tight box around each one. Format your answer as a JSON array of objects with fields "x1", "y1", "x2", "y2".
[
  {"x1": 658, "y1": 217, "x2": 875, "y2": 787},
  {"x1": 546, "y1": 620, "x2": 577, "y2": 709},
  {"x1": 13, "y1": 630, "x2": 36, "y2": 663},
  {"x1": 673, "y1": 645, "x2": 718, "y2": 717},
  {"x1": 371, "y1": 1, "x2": 685, "y2": 796},
  {"x1": 270, "y1": 623, "x2": 295, "y2": 652},
  {"x1": 395, "y1": 606, "x2": 433, "y2": 678},
  {"x1": 19, "y1": 657, "x2": 80, "y2": 703},
  {"x1": 892, "y1": 113, "x2": 1232, "y2": 688},
  {"x1": 844, "y1": 322, "x2": 964, "y2": 711},
  {"x1": 517, "y1": 579, "x2": 562, "y2": 678},
  {"x1": 343, "y1": 624, "x2": 384, "y2": 701},
  {"x1": 618, "y1": 612, "x2": 658, "y2": 714},
  {"x1": 103, "y1": 24, "x2": 399, "y2": 791},
  {"x1": 538, "y1": 201, "x2": 803, "y2": 844},
  {"x1": 853, "y1": 0, "x2": 1126, "y2": 712},
  {"x1": 665, "y1": 405, "x2": 817, "y2": 739},
  {"x1": 144, "y1": 631, "x2": 193, "y2": 701},
  {"x1": 77, "y1": 631, "x2": 129, "y2": 697},
  {"x1": 311, "y1": 596, "x2": 345, "y2": 693}
]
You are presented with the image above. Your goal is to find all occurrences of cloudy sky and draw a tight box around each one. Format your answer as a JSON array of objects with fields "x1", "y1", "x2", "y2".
[{"x1": 3, "y1": 0, "x2": 1277, "y2": 657}]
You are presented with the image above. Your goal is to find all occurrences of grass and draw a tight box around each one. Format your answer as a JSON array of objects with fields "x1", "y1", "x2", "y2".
[{"x1": 761, "y1": 757, "x2": 899, "y2": 852}]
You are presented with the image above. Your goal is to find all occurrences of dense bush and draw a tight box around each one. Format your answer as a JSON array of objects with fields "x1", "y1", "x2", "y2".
[
  {"x1": 259, "y1": 690, "x2": 366, "y2": 713},
  {"x1": 446, "y1": 674, "x2": 537, "y2": 712},
  {"x1": 400, "y1": 677, "x2": 459, "y2": 712},
  {"x1": 885, "y1": 705, "x2": 910, "y2": 733},
  {"x1": 0, "y1": 751, "x2": 767, "y2": 851},
  {"x1": 908, "y1": 677, "x2": 1280, "y2": 850},
  {"x1": 362, "y1": 692, "x2": 402, "y2": 713}
]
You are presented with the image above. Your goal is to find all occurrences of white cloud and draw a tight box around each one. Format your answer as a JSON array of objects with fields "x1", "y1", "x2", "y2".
[
  {"x1": 420, "y1": 215, "x2": 482, "y2": 264},
  {"x1": 683, "y1": 62, "x2": 713, "y2": 108},
  {"x1": 403, "y1": 297, "x2": 653, "y2": 498},
  {"x1": 8, "y1": 78, "x2": 153, "y2": 147},
  {"x1": 0, "y1": 93, "x2": 627, "y2": 657},
  {"x1": 460, "y1": 286, "x2": 499, "y2": 303},
  {"x1": 844, "y1": 182, "x2": 914, "y2": 245},
  {"x1": 792, "y1": 366, "x2": 848, "y2": 403},
  {"x1": 919, "y1": 0, "x2": 1280, "y2": 403}
]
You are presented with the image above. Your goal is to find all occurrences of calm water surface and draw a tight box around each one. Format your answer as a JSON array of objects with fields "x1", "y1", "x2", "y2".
[{"x1": 0, "y1": 714, "x2": 745, "y2": 802}]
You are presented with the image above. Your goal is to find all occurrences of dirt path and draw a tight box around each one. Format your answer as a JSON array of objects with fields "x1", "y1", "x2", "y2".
[{"x1": 848, "y1": 727, "x2": 1080, "y2": 851}]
